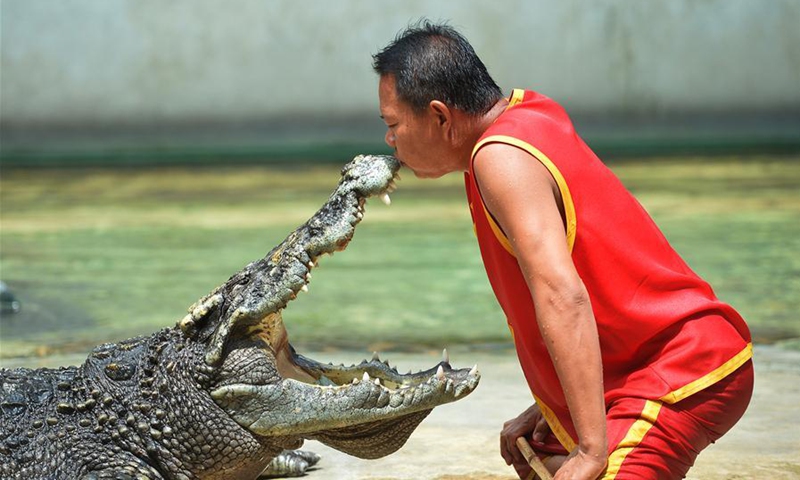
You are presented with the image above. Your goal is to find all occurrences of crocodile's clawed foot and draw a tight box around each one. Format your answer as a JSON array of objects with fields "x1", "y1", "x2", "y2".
[{"x1": 258, "y1": 450, "x2": 321, "y2": 478}]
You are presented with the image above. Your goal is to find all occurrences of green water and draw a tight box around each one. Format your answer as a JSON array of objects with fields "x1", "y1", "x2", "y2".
[{"x1": 1, "y1": 156, "x2": 798, "y2": 360}]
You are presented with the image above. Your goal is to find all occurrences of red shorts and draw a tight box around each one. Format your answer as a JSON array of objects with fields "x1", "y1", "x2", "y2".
[{"x1": 526, "y1": 360, "x2": 754, "y2": 480}]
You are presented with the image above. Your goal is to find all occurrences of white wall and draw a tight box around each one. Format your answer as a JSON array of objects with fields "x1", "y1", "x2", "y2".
[{"x1": 2, "y1": 0, "x2": 799, "y2": 128}]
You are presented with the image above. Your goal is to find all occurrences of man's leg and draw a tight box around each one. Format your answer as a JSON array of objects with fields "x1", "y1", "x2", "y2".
[{"x1": 518, "y1": 361, "x2": 754, "y2": 480}]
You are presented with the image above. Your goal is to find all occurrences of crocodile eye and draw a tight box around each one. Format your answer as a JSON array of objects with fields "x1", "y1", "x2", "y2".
[{"x1": 104, "y1": 362, "x2": 136, "y2": 381}]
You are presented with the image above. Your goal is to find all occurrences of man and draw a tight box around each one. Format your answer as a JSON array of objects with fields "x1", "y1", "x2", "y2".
[{"x1": 373, "y1": 21, "x2": 753, "y2": 480}]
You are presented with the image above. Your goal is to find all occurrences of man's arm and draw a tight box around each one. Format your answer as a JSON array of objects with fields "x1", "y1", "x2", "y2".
[{"x1": 474, "y1": 143, "x2": 608, "y2": 478}]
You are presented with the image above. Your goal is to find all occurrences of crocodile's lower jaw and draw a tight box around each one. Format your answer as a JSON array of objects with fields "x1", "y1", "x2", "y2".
[{"x1": 211, "y1": 347, "x2": 480, "y2": 438}]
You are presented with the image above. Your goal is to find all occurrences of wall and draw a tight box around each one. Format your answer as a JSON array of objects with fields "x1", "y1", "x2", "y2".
[{"x1": 2, "y1": 0, "x2": 799, "y2": 130}]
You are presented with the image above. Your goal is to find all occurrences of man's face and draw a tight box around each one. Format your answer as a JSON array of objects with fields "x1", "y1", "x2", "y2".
[{"x1": 378, "y1": 75, "x2": 451, "y2": 179}]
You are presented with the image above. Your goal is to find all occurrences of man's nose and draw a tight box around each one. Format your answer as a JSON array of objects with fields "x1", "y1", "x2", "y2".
[{"x1": 384, "y1": 130, "x2": 396, "y2": 149}]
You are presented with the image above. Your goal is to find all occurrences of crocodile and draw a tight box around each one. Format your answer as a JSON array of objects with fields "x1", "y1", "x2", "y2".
[{"x1": 0, "y1": 155, "x2": 481, "y2": 480}]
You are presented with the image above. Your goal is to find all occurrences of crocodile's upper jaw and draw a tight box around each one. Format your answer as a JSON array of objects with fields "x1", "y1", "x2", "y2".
[{"x1": 178, "y1": 155, "x2": 402, "y2": 367}]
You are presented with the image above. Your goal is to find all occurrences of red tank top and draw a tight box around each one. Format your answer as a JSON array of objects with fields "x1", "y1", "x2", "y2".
[{"x1": 465, "y1": 89, "x2": 752, "y2": 450}]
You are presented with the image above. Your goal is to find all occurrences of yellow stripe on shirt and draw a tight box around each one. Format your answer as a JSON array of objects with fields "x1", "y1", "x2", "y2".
[{"x1": 471, "y1": 135, "x2": 577, "y2": 253}]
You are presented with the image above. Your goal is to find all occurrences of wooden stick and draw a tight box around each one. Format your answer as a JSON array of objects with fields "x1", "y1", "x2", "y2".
[{"x1": 516, "y1": 437, "x2": 554, "y2": 480}]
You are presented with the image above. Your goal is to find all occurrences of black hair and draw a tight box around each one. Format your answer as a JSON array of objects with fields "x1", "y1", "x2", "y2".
[{"x1": 373, "y1": 20, "x2": 503, "y2": 115}]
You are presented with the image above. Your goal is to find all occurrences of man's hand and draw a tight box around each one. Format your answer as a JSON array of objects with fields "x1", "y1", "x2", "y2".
[
  {"x1": 500, "y1": 403, "x2": 551, "y2": 467},
  {"x1": 553, "y1": 446, "x2": 607, "y2": 480}
]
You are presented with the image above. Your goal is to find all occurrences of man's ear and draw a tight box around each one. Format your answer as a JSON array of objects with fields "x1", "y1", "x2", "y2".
[{"x1": 428, "y1": 100, "x2": 452, "y2": 129}]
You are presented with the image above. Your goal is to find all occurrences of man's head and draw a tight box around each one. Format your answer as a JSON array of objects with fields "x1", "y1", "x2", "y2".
[
  {"x1": 374, "y1": 20, "x2": 504, "y2": 178},
  {"x1": 373, "y1": 20, "x2": 503, "y2": 116}
]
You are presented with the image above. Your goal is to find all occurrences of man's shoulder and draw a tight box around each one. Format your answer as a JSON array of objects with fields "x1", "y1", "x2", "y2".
[{"x1": 491, "y1": 90, "x2": 575, "y2": 137}]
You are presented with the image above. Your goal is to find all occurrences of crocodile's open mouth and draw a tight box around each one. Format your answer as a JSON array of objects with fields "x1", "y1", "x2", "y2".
[
  {"x1": 209, "y1": 205, "x2": 481, "y2": 442},
  {"x1": 181, "y1": 154, "x2": 480, "y2": 458}
]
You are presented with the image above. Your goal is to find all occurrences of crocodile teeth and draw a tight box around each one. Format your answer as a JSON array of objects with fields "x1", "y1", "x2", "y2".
[
  {"x1": 442, "y1": 348, "x2": 449, "y2": 364},
  {"x1": 300, "y1": 285, "x2": 309, "y2": 293},
  {"x1": 374, "y1": 378, "x2": 381, "y2": 386},
  {"x1": 469, "y1": 364, "x2": 479, "y2": 376},
  {"x1": 379, "y1": 193, "x2": 391, "y2": 206},
  {"x1": 372, "y1": 351, "x2": 380, "y2": 361},
  {"x1": 436, "y1": 365, "x2": 445, "y2": 380},
  {"x1": 307, "y1": 261, "x2": 314, "y2": 269},
  {"x1": 362, "y1": 372, "x2": 370, "y2": 381}
]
